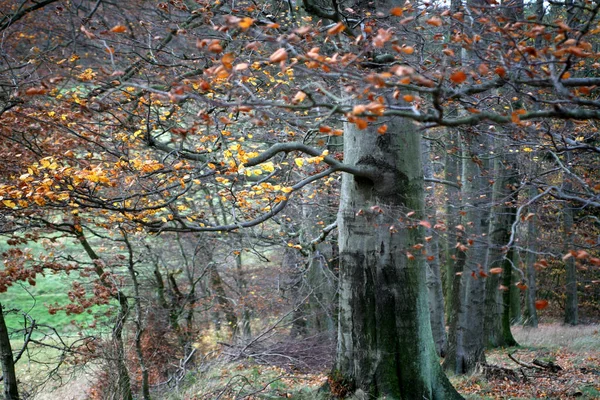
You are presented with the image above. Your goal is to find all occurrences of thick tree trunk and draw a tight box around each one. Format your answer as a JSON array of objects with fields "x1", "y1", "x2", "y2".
[
  {"x1": 335, "y1": 115, "x2": 461, "y2": 399},
  {"x1": 0, "y1": 302, "x2": 19, "y2": 400}
]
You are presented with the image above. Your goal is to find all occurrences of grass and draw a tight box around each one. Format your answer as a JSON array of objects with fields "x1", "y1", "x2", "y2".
[
  {"x1": 455, "y1": 323, "x2": 600, "y2": 399},
  {"x1": 512, "y1": 323, "x2": 600, "y2": 351}
]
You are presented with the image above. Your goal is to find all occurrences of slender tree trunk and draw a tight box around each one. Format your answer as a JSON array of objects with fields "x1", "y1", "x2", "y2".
[
  {"x1": 444, "y1": 133, "x2": 461, "y2": 322},
  {"x1": 75, "y1": 227, "x2": 133, "y2": 400},
  {"x1": 445, "y1": 132, "x2": 490, "y2": 374},
  {"x1": 485, "y1": 154, "x2": 518, "y2": 347},
  {"x1": 0, "y1": 302, "x2": 19, "y2": 400},
  {"x1": 122, "y1": 231, "x2": 151, "y2": 400},
  {"x1": 235, "y1": 242, "x2": 252, "y2": 343},
  {"x1": 335, "y1": 112, "x2": 461, "y2": 398},
  {"x1": 422, "y1": 139, "x2": 447, "y2": 356},
  {"x1": 523, "y1": 190, "x2": 539, "y2": 327},
  {"x1": 209, "y1": 264, "x2": 238, "y2": 336},
  {"x1": 563, "y1": 199, "x2": 578, "y2": 325}
]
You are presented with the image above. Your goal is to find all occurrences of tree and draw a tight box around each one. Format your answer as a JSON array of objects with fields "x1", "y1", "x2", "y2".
[{"x1": 3, "y1": 0, "x2": 600, "y2": 398}]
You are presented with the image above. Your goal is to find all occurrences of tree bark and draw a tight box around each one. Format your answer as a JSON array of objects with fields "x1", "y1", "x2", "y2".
[
  {"x1": 422, "y1": 139, "x2": 447, "y2": 356},
  {"x1": 0, "y1": 302, "x2": 19, "y2": 400},
  {"x1": 335, "y1": 113, "x2": 461, "y2": 399},
  {"x1": 523, "y1": 190, "x2": 539, "y2": 328},
  {"x1": 445, "y1": 132, "x2": 490, "y2": 374},
  {"x1": 563, "y1": 199, "x2": 578, "y2": 325}
]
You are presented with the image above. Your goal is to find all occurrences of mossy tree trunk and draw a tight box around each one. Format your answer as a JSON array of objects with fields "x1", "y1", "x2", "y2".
[{"x1": 335, "y1": 114, "x2": 462, "y2": 399}]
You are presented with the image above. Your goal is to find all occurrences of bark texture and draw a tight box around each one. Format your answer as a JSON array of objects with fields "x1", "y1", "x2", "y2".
[
  {"x1": 445, "y1": 132, "x2": 490, "y2": 374},
  {"x1": 335, "y1": 115, "x2": 461, "y2": 399},
  {"x1": 0, "y1": 302, "x2": 19, "y2": 400}
]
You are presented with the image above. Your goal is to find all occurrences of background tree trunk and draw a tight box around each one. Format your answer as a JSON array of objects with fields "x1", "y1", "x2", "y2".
[{"x1": 0, "y1": 302, "x2": 19, "y2": 400}]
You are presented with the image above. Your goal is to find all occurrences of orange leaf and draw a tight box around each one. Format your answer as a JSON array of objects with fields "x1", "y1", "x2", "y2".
[
  {"x1": 478, "y1": 63, "x2": 490, "y2": 75},
  {"x1": 401, "y1": 46, "x2": 415, "y2": 55},
  {"x1": 355, "y1": 118, "x2": 368, "y2": 130},
  {"x1": 406, "y1": 252, "x2": 415, "y2": 260},
  {"x1": 418, "y1": 220, "x2": 432, "y2": 229},
  {"x1": 327, "y1": 22, "x2": 346, "y2": 35},
  {"x1": 238, "y1": 17, "x2": 254, "y2": 30},
  {"x1": 25, "y1": 87, "x2": 47, "y2": 95},
  {"x1": 390, "y1": 7, "x2": 403, "y2": 16},
  {"x1": 450, "y1": 71, "x2": 467, "y2": 84},
  {"x1": 426, "y1": 16, "x2": 443, "y2": 27},
  {"x1": 110, "y1": 25, "x2": 127, "y2": 33},
  {"x1": 535, "y1": 299, "x2": 549, "y2": 310},
  {"x1": 377, "y1": 125, "x2": 388, "y2": 135},
  {"x1": 403, "y1": 94, "x2": 414, "y2": 102},
  {"x1": 319, "y1": 125, "x2": 332, "y2": 133},
  {"x1": 495, "y1": 66, "x2": 507, "y2": 78},
  {"x1": 489, "y1": 267, "x2": 503, "y2": 275},
  {"x1": 269, "y1": 48, "x2": 288, "y2": 63},
  {"x1": 208, "y1": 42, "x2": 223, "y2": 53}
]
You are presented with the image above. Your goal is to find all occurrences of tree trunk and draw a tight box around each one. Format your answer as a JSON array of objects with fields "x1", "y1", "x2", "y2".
[
  {"x1": 484, "y1": 154, "x2": 518, "y2": 347},
  {"x1": 422, "y1": 139, "x2": 447, "y2": 356},
  {"x1": 563, "y1": 199, "x2": 578, "y2": 325},
  {"x1": 523, "y1": 191, "x2": 539, "y2": 327},
  {"x1": 0, "y1": 302, "x2": 19, "y2": 400},
  {"x1": 209, "y1": 264, "x2": 238, "y2": 336},
  {"x1": 443, "y1": 132, "x2": 461, "y2": 323},
  {"x1": 445, "y1": 132, "x2": 490, "y2": 374},
  {"x1": 335, "y1": 113, "x2": 461, "y2": 399}
]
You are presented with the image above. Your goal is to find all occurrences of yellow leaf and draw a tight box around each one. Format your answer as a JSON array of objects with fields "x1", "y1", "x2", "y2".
[
  {"x1": 294, "y1": 158, "x2": 304, "y2": 167},
  {"x1": 2, "y1": 200, "x2": 17, "y2": 209},
  {"x1": 281, "y1": 187, "x2": 293, "y2": 193},
  {"x1": 261, "y1": 162, "x2": 275, "y2": 173}
]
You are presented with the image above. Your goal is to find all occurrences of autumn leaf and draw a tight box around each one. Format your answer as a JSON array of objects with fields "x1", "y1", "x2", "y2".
[
  {"x1": 269, "y1": 48, "x2": 288, "y2": 63},
  {"x1": 426, "y1": 16, "x2": 443, "y2": 27},
  {"x1": 208, "y1": 42, "x2": 223, "y2": 53},
  {"x1": 327, "y1": 22, "x2": 345, "y2": 35},
  {"x1": 355, "y1": 118, "x2": 368, "y2": 130},
  {"x1": 489, "y1": 267, "x2": 503, "y2": 275},
  {"x1": 535, "y1": 299, "x2": 549, "y2": 310},
  {"x1": 401, "y1": 46, "x2": 415, "y2": 55},
  {"x1": 450, "y1": 71, "x2": 467, "y2": 84},
  {"x1": 495, "y1": 66, "x2": 507, "y2": 78},
  {"x1": 110, "y1": 25, "x2": 127, "y2": 33},
  {"x1": 390, "y1": 7, "x2": 403, "y2": 16},
  {"x1": 238, "y1": 17, "x2": 254, "y2": 30},
  {"x1": 292, "y1": 91, "x2": 306, "y2": 104},
  {"x1": 418, "y1": 220, "x2": 432, "y2": 229}
]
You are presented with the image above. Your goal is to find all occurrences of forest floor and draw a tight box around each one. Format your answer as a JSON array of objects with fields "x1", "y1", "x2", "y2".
[
  {"x1": 454, "y1": 323, "x2": 600, "y2": 399},
  {"x1": 173, "y1": 323, "x2": 600, "y2": 399},
  {"x1": 19, "y1": 323, "x2": 600, "y2": 399}
]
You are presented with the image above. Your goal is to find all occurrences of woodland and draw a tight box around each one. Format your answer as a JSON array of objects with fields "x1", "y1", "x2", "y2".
[{"x1": 1, "y1": 0, "x2": 600, "y2": 399}]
